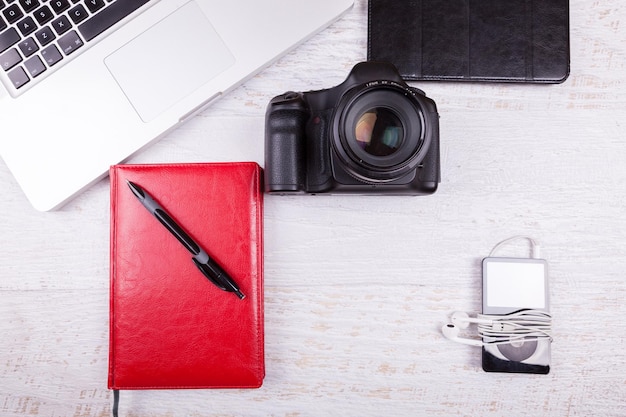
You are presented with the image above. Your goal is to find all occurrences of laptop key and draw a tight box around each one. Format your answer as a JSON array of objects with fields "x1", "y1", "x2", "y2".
[
  {"x1": 19, "y1": 0, "x2": 40, "y2": 14},
  {"x1": 24, "y1": 54, "x2": 45, "y2": 77},
  {"x1": 41, "y1": 43, "x2": 62, "y2": 66},
  {"x1": 84, "y1": 0, "x2": 104, "y2": 14},
  {"x1": 33, "y1": 5, "x2": 54, "y2": 25},
  {"x1": 2, "y1": 3, "x2": 22, "y2": 24},
  {"x1": 35, "y1": 25, "x2": 55, "y2": 46},
  {"x1": 16, "y1": 15, "x2": 37, "y2": 36},
  {"x1": 78, "y1": 0, "x2": 149, "y2": 42},
  {"x1": 18, "y1": 36, "x2": 38, "y2": 57},
  {"x1": 57, "y1": 29, "x2": 83, "y2": 55},
  {"x1": 68, "y1": 4, "x2": 88, "y2": 24},
  {"x1": 51, "y1": 15, "x2": 71, "y2": 35},
  {"x1": 1, "y1": 47, "x2": 21, "y2": 70},
  {"x1": 49, "y1": 0, "x2": 70, "y2": 14},
  {"x1": 0, "y1": 27, "x2": 20, "y2": 53},
  {"x1": 8, "y1": 65, "x2": 29, "y2": 88}
]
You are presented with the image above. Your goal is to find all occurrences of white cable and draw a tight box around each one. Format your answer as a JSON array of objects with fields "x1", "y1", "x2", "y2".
[
  {"x1": 477, "y1": 309, "x2": 552, "y2": 345},
  {"x1": 489, "y1": 235, "x2": 541, "y2": 259}
]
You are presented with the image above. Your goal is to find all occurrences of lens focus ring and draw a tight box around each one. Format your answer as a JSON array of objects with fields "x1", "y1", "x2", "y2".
[{"x1": 332, "y1": 82, "x2": 429, "y2": 183}]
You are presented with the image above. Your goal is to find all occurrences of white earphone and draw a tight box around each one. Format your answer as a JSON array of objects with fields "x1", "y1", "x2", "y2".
[
  {"x1": 441, "y1": 322, "x2": 484, "y2": 346},
  {"x1": 450, "y1": 311, "x2": 492, "y2": 328},
  {"x1": 441, "y1": 310, "x2": 552, "y2": 347}
]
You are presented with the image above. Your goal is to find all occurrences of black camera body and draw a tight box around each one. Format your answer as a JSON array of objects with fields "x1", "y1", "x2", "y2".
[{"x1": 264, "y1": 62, "x2": 440, "y2": 195}]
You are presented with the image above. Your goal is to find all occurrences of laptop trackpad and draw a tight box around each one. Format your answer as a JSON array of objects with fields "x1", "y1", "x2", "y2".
[{"x1": 105, "y1": 1, "x2": 235, "y2": 122}]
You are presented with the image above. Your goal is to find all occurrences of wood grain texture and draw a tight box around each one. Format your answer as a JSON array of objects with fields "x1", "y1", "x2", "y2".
[{"x1": 1, "y1": 0, "x2": 625, "y2": 415}]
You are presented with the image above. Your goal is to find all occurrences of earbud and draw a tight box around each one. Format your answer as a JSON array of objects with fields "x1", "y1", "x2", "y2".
[
  {"x1": 451, "y1": 311, "x2": 493, "y2": 329},
  {"x1": 441, "y1": 323, "x2": 484, "y2": 347}
]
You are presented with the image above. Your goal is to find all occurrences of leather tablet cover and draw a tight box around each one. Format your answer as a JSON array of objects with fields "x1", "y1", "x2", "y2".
[
  {"x1": 368, "y1": 0, "x2": 570, "y2": 83},
  {"x1": 109, "y1": 162, "x2": 264, "y2": 389}
]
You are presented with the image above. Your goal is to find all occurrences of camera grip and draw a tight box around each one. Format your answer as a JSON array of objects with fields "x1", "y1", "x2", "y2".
[
  {"x1": 264, "y1": 93, "x2": 309, "y2": 193},
  {"x1": 419, "y1": 111, "x2": 441, "y2": 185}
]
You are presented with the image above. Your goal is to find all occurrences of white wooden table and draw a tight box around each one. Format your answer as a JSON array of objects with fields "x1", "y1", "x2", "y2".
[{"x1": 2, "y1": 0, "x2": 625, "y2": 415}]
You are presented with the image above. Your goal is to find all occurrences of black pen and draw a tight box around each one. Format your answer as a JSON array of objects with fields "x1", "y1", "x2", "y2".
[{"x1": 127, "y1": 180, "x2": 245, "y2": 300}]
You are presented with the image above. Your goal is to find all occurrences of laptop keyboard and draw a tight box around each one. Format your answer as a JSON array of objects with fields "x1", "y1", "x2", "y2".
[{"x1": 1, "y1": 0, "x2": 150, "y2": 92}]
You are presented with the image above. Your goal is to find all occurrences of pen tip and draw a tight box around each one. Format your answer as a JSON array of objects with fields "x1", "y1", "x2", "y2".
[
  {"x1": 235, "y1": 290, "x2": 246, "y2": 300},
  {"x1": 126, "y1": 181, "x2": 144, "y2": 198}
]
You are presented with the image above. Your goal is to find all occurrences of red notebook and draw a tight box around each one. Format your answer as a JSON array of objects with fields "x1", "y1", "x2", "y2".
[{"x1": 108, "y1": 162, "x2": 264, "y2": 390}]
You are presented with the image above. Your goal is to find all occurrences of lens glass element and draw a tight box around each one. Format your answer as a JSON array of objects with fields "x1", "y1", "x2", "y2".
[{"x1": 354, "y1": 108, "x2": 404, "y2": 157}]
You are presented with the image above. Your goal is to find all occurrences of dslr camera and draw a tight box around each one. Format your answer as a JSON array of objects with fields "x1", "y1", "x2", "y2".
[{"x1": 264, "y1": 62, "x2": 440, "y2": 195}]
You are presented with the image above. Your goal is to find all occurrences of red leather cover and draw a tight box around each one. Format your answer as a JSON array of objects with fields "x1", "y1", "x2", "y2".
[{"x1": 108, "y1": 162, "x2": 264, "y2": 389}]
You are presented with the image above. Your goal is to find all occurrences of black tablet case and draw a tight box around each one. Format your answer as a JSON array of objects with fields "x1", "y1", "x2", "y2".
[{"x1": 368, "y1": 0, "x2": 570, "y2": 83}]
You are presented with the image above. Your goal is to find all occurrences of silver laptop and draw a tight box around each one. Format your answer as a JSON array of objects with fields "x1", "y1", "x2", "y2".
[{"x1": 0, "y1": 0, "x2": 354, "y2": 211}]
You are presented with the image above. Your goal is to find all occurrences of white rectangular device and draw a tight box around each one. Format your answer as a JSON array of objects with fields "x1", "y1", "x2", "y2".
[
  {"x1": 481, "y1": 257, "x2": 551, "y2": 374},
  {"x1": 0, "y1": 0, "x2": 354, "y2": 211}
]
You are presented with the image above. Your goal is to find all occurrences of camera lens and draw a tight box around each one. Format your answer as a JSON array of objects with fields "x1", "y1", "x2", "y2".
[
  {"x1": 355, "y1": 108, "x2": 404, "y2": 157},
  {"x1": 333, "y1": 83, "x2": 429, "y2": 183}
]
